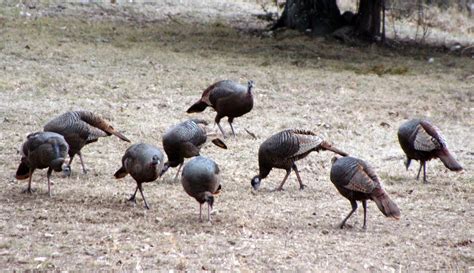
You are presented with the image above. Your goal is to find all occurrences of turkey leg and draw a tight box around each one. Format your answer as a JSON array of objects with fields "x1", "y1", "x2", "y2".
[
  {"x1": 292, "y1": 163, "x2": 306, "y2": 190},
  {"x1": 276, "y1": 169, "x2": 291, "y2": 191},
  {"x1": 338, "y1": 200, "x2": 357, "y2": 229}
]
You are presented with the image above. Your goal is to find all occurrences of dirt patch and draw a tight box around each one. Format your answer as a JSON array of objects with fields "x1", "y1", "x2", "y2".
[{"x1": 0, "y1": 1, "x2": 472, "y2": 271}]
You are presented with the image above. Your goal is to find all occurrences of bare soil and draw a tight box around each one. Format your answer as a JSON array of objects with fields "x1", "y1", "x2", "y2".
[{"x1": 0, "y1": 1, "x2": 472, "y2": 271}]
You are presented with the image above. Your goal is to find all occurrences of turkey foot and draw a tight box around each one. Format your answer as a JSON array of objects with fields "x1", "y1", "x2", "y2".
[
  {"x1": 22, "y1": 187, "x2": 36, "y2": 194},
  {"x1": 128, "y1": 196, "x2": 137, "y2": 204}
]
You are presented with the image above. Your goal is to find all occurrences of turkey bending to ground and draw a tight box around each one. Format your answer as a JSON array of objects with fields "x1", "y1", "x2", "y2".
[
  {"x1": 397, "y1": 119, "x2": 462, "y2": 183},
  {"x1": 330, "y1": 156, "x2": 401, "y2": 229},
  {"x1": 186, "y1": 80, "x2": 254, "y2": 138},
  {"x1": 181, "y1": 156, "x2": 221, "y2": 222},
  {"x1": 114, "y1": 143, "x2": 164, "y2": 209},
  {"x1": 44, "y1": 111, "x2": 130, "y2": 174},
  {"x1": 161, "y1": 119, "x2": 227, "y2": 179},
  {"x1": 15, "y1": 132, "x2": 69, "y2": 197},
  {"x1": 250, "y1": 129, "x2": 348, "y2": 191}
]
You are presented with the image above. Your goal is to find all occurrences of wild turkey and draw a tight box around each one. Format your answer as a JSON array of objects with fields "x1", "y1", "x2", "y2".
[
  {"x1": 161, "y1": 119, "x2": 227, "y2": 179},
  {"x1": 250, "y1": 129, "x2": 348, "y2": 191},
  {"x1": 187, "y1": 80, "x2": 254, "y2": 138},
  {"x1": 44, "y1": 111, "x2": 130, "y2": 174},
  {"x1": 398, "y1": 119, "x2": 462, "y2": 183},
  {"x1": 114, "y1": 143, "x2": 164, "y2": 209},
  {"x1": 181, "y1": 156, "x2": 221, "y2": 221},
  {"x1": 15, "y1": 132, "x2": 69, "y2": 197},
  {"x1": 330, "y1": 156, "x2": 401, "y2": 229}
]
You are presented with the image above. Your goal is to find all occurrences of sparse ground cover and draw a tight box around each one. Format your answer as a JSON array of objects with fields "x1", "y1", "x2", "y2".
[{"x1": 0, "y1": 1, "x2": 472, "y2": 271}]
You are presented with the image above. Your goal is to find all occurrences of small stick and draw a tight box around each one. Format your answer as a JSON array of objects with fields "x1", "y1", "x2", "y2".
[{"x1": 244, "y1": 128, "x2": 257, "y2": 140}]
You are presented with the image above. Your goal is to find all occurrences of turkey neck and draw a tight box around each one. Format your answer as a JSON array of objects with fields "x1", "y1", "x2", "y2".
[
  {"x1": 75, "y1": 111, "x2": 111, "y2": 135},
  {"x1": 247, "y1": 85, "x2": 253, "y2": 96},
  {"x1": 370, "y1": 187, "x2": 385, "y2": 199},
  {"x1": 258, "y1": 166, "x2": 271, "y2": 179}
]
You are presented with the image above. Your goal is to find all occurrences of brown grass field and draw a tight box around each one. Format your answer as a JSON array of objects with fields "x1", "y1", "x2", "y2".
[{"x1": 0, "y1": 1, "x2": 472, "y2": 271}]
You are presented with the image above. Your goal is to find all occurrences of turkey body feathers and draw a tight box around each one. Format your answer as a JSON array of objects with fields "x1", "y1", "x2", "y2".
[
  {"x1": 330, "y1": 157, "x2": 380, "y2": 195},
  {"x1": 252, "y1": 129, "x2": 347, "y2": 191},
  {"x1": 398, "y1": 119, "x2": 462, "y2": 182},
  {"x1": 162, "y1": 119, "x2": 208, "y2": 168},
  {"x1": 258, "y1": 130, "x2": 301, "y2": 173},
  {"x1": 182, "y1": 156, "x2": 220, "y2": 199},
  {"x1": 330, "y1": 156, "x2": 401, "y2": 229},
  {"x1": 186, "y1": 80, "x2": 254, "y2": 138},
  {"x1": 17, "y1": 132, "x2": 69, "y2": 174},
  {"x1": 116, "y1": 143, "x2": 164, "y2": 183},
  {"x1": 15, "y1": 131, "x2": 69, "y2": 196},
  {"x1": 181, "y1": 156, "x2": 221, "y2": 221},
  {"x1": 44, "y1": 111, "x2": 130, "y2": 155},
  {"x1": 44, "y1": 111, "x2": 130, "y2": 173},
  {"x1": 209, "y1": 81, "x2": 252, "y2": 117},
  {"x1": 114, "y1": 143, "x2": 164, "y2": 209},
  {"x1": 259, "y1": 130, "x2": 324, "y2": 173}
]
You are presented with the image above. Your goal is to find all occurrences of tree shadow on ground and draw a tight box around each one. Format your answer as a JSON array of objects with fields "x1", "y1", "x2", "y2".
[{"x1": 19, "y1": 13, "x2": 470, "y2": 76}]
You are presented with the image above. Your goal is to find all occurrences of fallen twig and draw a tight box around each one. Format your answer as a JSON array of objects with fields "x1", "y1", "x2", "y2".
[{"x1": 245, "y1": 128, "x2": 257, "y2": 140}]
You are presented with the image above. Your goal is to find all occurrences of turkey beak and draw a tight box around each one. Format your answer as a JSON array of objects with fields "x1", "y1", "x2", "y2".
[{"x1": 321, "y1": 141, "x2": 348, "y2": 156}]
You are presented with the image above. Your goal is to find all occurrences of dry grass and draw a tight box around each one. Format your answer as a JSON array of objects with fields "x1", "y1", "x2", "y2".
[{"x1": 0, "y1": 1, "x2": 473, "y2": 271}]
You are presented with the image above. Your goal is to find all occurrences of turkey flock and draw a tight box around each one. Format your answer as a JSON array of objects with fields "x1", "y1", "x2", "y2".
[{"x1": 16, "y1": 79, "x2": 464, "y2": 228}]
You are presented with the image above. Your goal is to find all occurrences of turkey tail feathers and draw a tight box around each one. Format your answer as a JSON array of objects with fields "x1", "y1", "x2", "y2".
[
  {"x1": 187, "y1": 101, "x2": 208, "y2": 113},
  {"x1": 372, "y1": 191, "x2": 401, "y2": 220},
  {"x1": 114, "y1": 166, "x2": 128, "y2": 179},
  {"x1": 211, "y1": 138, "x2": 227, "y2": 149},
  {"x1": 15, "y1": 162, "x2": 30, "y2": 180}
]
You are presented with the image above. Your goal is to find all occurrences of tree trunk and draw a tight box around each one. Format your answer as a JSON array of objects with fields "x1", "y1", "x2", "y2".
[
  {"x1": 354, "y1": 0, "x2": 382, "y2": 40},
  {"x1": 273, "y1": 0, "x2": 344, "y2": 35},
  {"x1": 274, "y1": 0, "x2": 384, "y2": 41}
]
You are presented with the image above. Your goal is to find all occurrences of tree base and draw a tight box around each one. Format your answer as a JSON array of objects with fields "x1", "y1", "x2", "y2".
[{"x1": 273, "y1": 0, "x2": 382, "y2": 41}]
